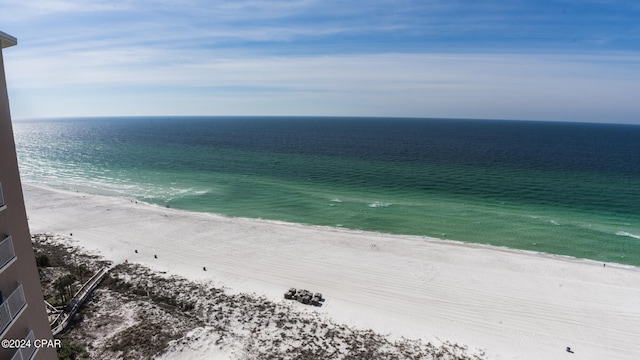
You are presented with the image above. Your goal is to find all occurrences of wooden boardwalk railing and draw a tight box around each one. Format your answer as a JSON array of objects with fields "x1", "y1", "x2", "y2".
[{"x1": 51, "y1": 266, "x2": 110, "y2": 336}]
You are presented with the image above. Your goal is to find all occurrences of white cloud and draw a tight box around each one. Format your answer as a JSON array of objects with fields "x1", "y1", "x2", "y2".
[
  {"x1": 2, "y1": 0, "x2": 639, "y2": 122},
  {"x1": 5, "y1": 48, "x2": 640, "y2": 122},
  {"x1": 0, "y1": 0, "x2": 130, "y2": 21}
]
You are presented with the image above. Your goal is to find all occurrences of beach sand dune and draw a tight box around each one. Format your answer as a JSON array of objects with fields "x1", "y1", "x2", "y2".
[{"x1": 23, "y1": 184, "x2": 640, "y2": 359}]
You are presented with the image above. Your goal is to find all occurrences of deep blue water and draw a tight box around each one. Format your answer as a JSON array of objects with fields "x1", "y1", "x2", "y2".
[{"x1": 12, "y1": 116, "x2": 640, "y2": 266}]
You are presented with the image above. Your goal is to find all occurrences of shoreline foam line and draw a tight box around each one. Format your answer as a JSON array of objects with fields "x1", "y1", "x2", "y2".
[
  {"x1": 24, "y1": 182, "x2": 640, "y2": 271},
  {"x1": 23, "y1": 183, "x2": 640, "y2": 360}
]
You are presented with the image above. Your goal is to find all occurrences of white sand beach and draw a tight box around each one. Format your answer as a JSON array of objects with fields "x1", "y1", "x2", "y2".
[{"x1": 23, "y1": 184, "x2": 640, "y2": 359}]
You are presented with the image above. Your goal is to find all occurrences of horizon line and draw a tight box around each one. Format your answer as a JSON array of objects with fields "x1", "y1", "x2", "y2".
[{"x1": 12, "y1": 114, "x2": 640, "y2": 126}]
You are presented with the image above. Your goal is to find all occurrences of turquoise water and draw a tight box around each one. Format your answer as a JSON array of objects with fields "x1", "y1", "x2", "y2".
[{"x1": 12, "y1": 117, "x2": 640, "y2": 266}]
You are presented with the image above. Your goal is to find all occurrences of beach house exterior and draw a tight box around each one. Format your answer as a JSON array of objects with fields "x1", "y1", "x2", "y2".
[{"x1": 0, "y1": 31, "x2": 58, "y2": 360}]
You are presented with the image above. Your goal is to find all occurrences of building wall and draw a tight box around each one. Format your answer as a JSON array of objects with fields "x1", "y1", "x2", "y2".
[{"x1": 1, "y1": 37, "x2": 58, "y2": 360}]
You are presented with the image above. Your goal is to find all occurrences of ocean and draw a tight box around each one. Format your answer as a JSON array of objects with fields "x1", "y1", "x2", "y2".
[{"x1": 11, "y1": 116, "x2": 640, "y2": 266}]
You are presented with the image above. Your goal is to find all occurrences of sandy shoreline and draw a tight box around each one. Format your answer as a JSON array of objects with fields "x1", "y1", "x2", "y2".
[{"x1": 23, "y1": 183, "x2": 640, "y2": 359}]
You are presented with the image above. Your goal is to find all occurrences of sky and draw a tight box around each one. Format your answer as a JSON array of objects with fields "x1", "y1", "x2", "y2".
[{"x1": 1, "y1": 0, "x2": 640, "y2": 123}]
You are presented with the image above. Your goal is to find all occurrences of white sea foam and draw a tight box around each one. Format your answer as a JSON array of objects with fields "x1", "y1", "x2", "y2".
[
  {"x1": 368, "y1": 201, "x2": 391, "y2": 208},
  {"x1": 550, "y1": 220, "x2": 560, "y2": 226},
  {"x1": 616, "y1": 231, "x2": 640, "y2": 240},
  {"x1": 330, "y1": 198, "x2": 343, "y2": 203}
]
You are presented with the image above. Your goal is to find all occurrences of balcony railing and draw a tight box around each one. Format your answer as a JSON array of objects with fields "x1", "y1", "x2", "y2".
[
  {"x1": 0, "y1": 285, "x2": 26, "y2": 337},
  {"x1": 0, "y1": 182, "x2": 5, "y2": 210},
  {"x1": 10, "y1": 330, "x2": 38, "y2": 360},
  {"x1": 0, "y1": 236, "x2": 16, "y2": 272}
]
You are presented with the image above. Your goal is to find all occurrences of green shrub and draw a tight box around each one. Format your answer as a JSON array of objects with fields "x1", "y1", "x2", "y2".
[
  {"x1": 36, "y1": 252, "x2": 51, "y2": 267},
  {"x1": 57, "y1": 340, "x2": 86, "y2": 359}
]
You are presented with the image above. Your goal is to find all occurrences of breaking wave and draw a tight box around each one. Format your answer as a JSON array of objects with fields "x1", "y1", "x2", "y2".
[
  {"x1": 616, "y1": 231, "x2": 640, "y2": 240},
  {"x1": 368, "y1": 201, "x2": 392, "y2": 208}
]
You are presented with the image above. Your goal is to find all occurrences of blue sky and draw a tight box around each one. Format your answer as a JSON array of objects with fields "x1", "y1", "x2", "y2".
[{"x1": 1, "y1": 0, "x2": 640, "y2": 123}]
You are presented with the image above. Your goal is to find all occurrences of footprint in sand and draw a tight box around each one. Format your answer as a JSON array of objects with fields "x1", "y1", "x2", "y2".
[{"x1": 406, "y1": 261, "x2": 439, "y2": 284}]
